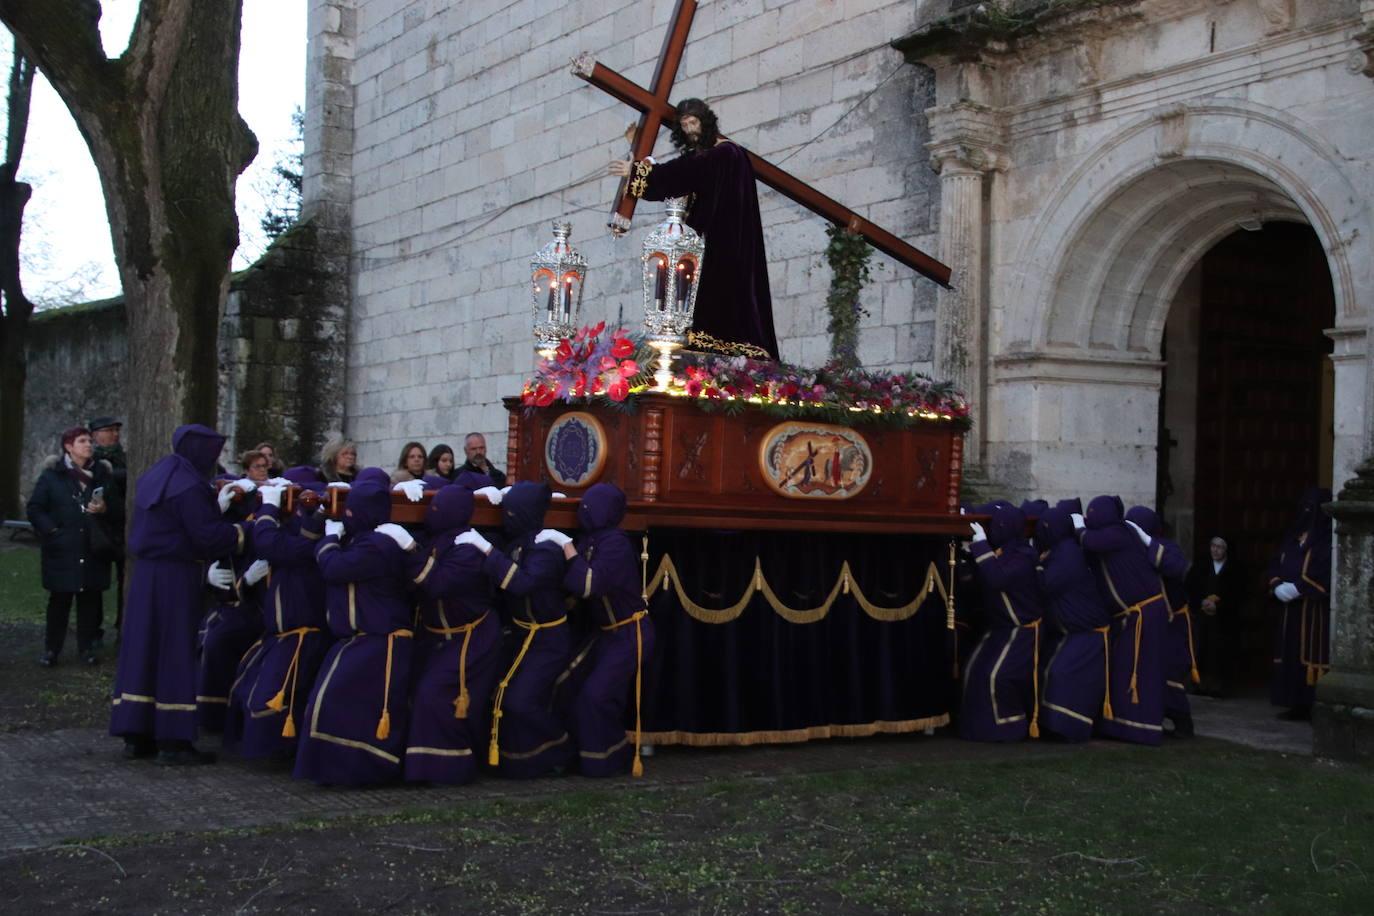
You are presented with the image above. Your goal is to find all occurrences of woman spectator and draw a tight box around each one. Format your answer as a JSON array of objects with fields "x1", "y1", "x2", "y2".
[
  {"x1": 27, "y1": 426, "x2": 121, "y2": 666},
  {"x1": 241, "y1": 449, "x2": 271, "y2": 484},
  {"x1": 390, "y1": 441, "x2": 427, "y2": 485},
  {"x1": 253, "y1": 442, "x2": 284, "y2": 476},
  {"x1": 318, "y1": 438, "x2": 358, "y2": 484},
  {"x1": 426, "y1": 443, "x2": 456, "y2": 484}
]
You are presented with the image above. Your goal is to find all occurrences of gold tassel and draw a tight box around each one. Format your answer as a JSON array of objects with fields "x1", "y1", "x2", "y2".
[
  {"x1": 265, "y1": 689, "x2": 286, "y2": 713},
  {"x1": 488, "y1": 736, "x2": 501, "y2": 767},
  {"x1": 281, "y1": 713, "x2": 297, "y2": 738},
  {"x1": 376, "y1": 710, "x2": 390, "y2": 740},
  {"x1": 1190, "y1": 664, "x2": 1201, "y2": 684},
  {"x1": 454, "y1": 689, "x2": 470, "y2": 719},
  {"x1": 1102, "y1": 693, "x2": 1114, "y2": 721},
  {"x1": 632, "y1": 754, "x2": 644, "y2": 777},
  {"x1": 1029, "y1": 720, "x2": 1040, "y2": 738}
]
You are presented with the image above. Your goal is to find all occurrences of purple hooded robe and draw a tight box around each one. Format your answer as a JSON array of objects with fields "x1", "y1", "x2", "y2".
[
  {"x1": 481, "y1": 481, "x2": 575, "y2": 778},
  {"x1": 226, "y1": 467, "x2": 332, "y2": 759},
  {"x1": 293, "y1": 472, "x2": 415, "y2": 785},
  {"x1": 110, "y1": 425, "x2": 250, "y2": 745},
  {"x1": 959, "y1": 505, "x2": 1045, "y2": 742},
  {"x1": 559, "y1": 483, "x2": 656, "y2": 777},
  {"x1": 1125, "y1": 506, "x2": 1196, "y2": 725},
  {"x1": 1268, "y1": 488, "x2": 1333, "y2": 712},
  {"x1": 1035, "y1": 507, "x2": 1111, "y2": 741},
  {"x1": 1080, "y1": 495, "x2": 1181, "y2": 746},
  {"x1": 403, "y1": 485, "x2": 502, "y2": 784},
  {"x1": 196, "y1": 488, "x2": 266, "y2": 732}
]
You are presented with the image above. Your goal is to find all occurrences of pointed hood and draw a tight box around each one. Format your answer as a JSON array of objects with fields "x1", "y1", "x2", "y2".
[
  {"x1": 135, "y1": 424, "x2": 226, "y2": 510},
  {"x1": 453, "y1": 469, "x2": 495, "y2": 490},
  {"x1": 425, "y1": 484, "x2": 475, "y2": 536},
  {"x1": 1034, "y1": 506, "x2": 1076, "y2": 552},
  {"x1": 343, "y1": 477, "x2": 391, "y2": 535},
  {"x1": 173, "y1": 424, "x2": 226, "y2": 476},
  {"x1": 1020, "y1": 499, "x2": 1048, "y2": 518},
  {"x1": 1124, "y1": 505, "x2": 1161, "y2": 537},
  {"x1": 284, "y1": 465, "x2": 323, "y2": 487},
  {"x1": 987, "y1": 505, "x2": 1027, "y2": 549},
  {"x1": 501, "y1": 481, "x2": 551, "y2": 538},
  {"x1": 354, "y1": 466, "x2": 391, "y2": 488},
  {"x1": 1056, "y1": 497, "x2": 1083, "y2": 515},
  {"x1": 1084, "y1": 494, "x2": 1124, "y2": 530},
  {"x1": 577, "y1": 483, "x2": 627, "y2": 532}
]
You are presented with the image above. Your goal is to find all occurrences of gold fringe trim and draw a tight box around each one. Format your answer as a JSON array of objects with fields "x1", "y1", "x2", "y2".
[
  {"x1": 645, "y1": 554, "x2": 948, "y2": 624},
  {"x1": 639, "y1": 715, "x2": 949, "y2": 747}
]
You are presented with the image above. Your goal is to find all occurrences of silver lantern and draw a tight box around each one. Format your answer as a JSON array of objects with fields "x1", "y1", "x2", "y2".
[
  {"x1": 641, "y1": 198, "x2": 704, "y2": 388},
  {"x1": 531, "y1": 221, "x2": 587, "y2": 357}
]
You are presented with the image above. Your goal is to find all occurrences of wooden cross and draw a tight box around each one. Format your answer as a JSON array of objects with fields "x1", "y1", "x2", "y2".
[{"x1": 572, "y1": 0, "x2": 952, "y2": 288}]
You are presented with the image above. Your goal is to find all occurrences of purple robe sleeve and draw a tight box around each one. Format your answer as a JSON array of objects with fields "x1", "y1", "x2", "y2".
[
  {"x1": 1079, "y1": 524, "x2": 1135, "y2": 554},
  {"x1": 562, "y1": 533, "x2": 637, "y2": 599},
  {"x1": 253, "y1": 508, "x2": 322, "y2": 568},
  {"x1": 1144, "y1": 537, "x2": 1188, "y2": 582},
  {"x1": 413, "y1": 543, "x2": 488, "y2": 596},
  {"x1": 179, "y1": 487, "x2": 249, "y2": 559},
  {"x1": 483, "y1": 543, "x2": 564, "y2": 596}
]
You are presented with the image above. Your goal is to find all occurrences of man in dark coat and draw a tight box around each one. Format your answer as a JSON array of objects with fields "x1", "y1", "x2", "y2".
[
  {"x1": 610, "y1": 98, "x2": 779, "y2": 359},
  {"x1": 27, "y1": 426, "x2": 121, "y2": 666},
  {"x1": 88, "y1": 415, "x2": 127, "y2": 637},
  {"x1": 109, "y1": 424, "x2": 252, "y2": 764}
]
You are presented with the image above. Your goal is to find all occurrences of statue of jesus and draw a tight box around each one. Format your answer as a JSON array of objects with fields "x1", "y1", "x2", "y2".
[{"x1": 609, "y1": 98, "x2": 780, "y2": 360}]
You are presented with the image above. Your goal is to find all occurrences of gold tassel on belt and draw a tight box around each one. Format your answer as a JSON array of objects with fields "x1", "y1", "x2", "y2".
[{"x1": 488, "y1": 615, "x2": 566, "y2": 767}]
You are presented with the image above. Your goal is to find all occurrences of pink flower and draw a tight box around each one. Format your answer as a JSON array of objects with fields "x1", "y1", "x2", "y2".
[
  {"x1": 685, "y1": 379, "x2": 702, "y2": 397},
  {"x1": 599, "y1": 356, "x2": 617, "y2": 371}
]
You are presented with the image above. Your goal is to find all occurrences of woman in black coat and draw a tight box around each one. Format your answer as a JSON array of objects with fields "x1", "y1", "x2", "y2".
[{"x1": 26, "y1": 426, "x2": 121, "y2": 666}]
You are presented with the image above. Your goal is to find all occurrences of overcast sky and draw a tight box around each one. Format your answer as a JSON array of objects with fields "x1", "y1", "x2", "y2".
[{"x1": 7, "y1": 0, "x2": 306, "y2": 306}]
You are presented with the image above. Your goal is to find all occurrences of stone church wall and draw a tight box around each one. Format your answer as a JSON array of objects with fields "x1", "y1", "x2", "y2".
[{"x1": 332, "y1": 0, "x2": 945, "y2": 467}]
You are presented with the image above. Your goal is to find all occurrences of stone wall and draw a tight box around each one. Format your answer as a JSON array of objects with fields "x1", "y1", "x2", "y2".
[
  {"x1": 20, "y1": 298, "x2": 127, "y2": 497},
  {"x1": 332, "y1": 0, "x2": 944, "y2": 469}
]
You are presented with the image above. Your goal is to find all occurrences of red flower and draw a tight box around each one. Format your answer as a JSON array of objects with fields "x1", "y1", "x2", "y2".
[
  {"x1": 608, "y1": 378, "x2": 629, "y2": 402},
  {"x1": 611, "y1": 336, "x2": 634, "y2": 359},
  {"x1": 591, "y1": 375, "x2": 604, "y2": 394},
  {"x1": 618, "y1": 359, "x2": 639, "y2": 377},
  {"x1": 599, "y1": 356, "x2": 617, "y2": 372},
  {"x1": 704, "y1": 386, "x2": 721, "y2": 399},
  {"x1": 555, "y1": 339, "x2": 573, "y2": 361},
  {"x1": 685, "y1": 379, "x2": 702, "y2": 397},
  {"x1": 534, "y1": 385, "x2": 557, "y2": 407},
  {"x1": 590, "y1": 320, "x2": 606, "y2": 338},
  {"x1": 572, "y1": 370, "x2": 588, "y2": 398}
]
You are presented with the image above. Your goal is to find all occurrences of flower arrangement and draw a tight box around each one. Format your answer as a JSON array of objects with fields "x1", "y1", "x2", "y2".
[
  {"x1": 521, "y1": 322, "x2": 647, "y2": 407},
  {"x1": 521, "y1": 324, "x2": 970, "y2": 427}
]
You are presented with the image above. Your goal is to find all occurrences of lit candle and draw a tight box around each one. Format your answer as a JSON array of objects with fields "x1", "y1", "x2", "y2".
[
  {"x1": 547, "y1": 279, "x2": 556, "y2": 319},
  {"x1": 654, "y1": 257, "x2": 667, "y2": 311},
  {"x1": 563, "y1": 276, "x2": 574, "y2": 319}
]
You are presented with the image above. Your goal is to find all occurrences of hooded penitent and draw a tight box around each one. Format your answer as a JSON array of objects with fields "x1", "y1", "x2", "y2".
[
  {"x1": 1056, "y1": 497, "x2": 1083, "y2": 515},
  {"x1": 577, "y1": 482, "x2": 627, "y2": 533},
  {"x1": 1034, "y1": 506, "x2": 1076, "y2": 554},
  {"x1": 1020, "y1": 499, "x2": 1049, "y2": 518},
  {"x1": 1124, "y1": 506, "x2": 1161, "y2": 538},
  {"x1": 1084, "y1": 494, "x2": 1124, "y2": 530},
  {"x1": 425, "y1": 485, "x2": 475, "y2": 538},
  {"x1": 986, "y1": 504, "x2": 1027, "y2": 550},
  {"x1": 136, "y1": 424, "x2": 226, "y2": 510},
  {"x1": 501, "y1": 482, "x2": 551, "y2": 542},
  {"x1": 343, "y1": 474, "x2": 391, "y2": 537}
]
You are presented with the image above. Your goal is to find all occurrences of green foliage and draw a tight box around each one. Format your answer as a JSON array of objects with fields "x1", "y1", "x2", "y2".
[
  {"x1": 824, "y1": 224, "x2": 873, "y2": 371},
  {"x1": 0, "y1": 544, "x2": 42, "y2": 625},
  {"x1": 259, "y1": 107, "x2": 304, "y2": 242}
]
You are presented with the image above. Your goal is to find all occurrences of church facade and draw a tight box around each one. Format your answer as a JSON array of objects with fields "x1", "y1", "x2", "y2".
[{"x1": 305, "y1": 0, "x2": 1374, "y2": 557}]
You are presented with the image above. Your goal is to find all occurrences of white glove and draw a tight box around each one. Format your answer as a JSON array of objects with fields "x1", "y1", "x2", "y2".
[
  {"x1": 393, "y1": 479, "x2": 425, "y2": 502},
  {"x1": 474, "y1": 486, "x2": 502, "y2": 505},
  {"x1": 535, "y1": 528, "x2": 573, "y2": 547},
  {"x1": 206, "y1": 560, "x2": 234, "y2": 590},
  {"x1": 1274, "y1": 581, "x2": 1300, "y2": 603},
  {"x1": 325, "y1": 519, "x2": 345, "y2": 539},
  {"x1": 1070, "y1": 513, "x2": 1085, "y2": 531},
  {"x1": 326, "y1": 481, "x2": 351, "y2": 490},
  {"x1": 454, "y1": 530, "x2": 492, "y2": 555},
  {"x1": 233, "y1": 477, "x2": 257, "y2": 495},
  {"x1": 259, "y1": 485, "x2": 285, "y2": 508},
  {"x1": 1124, "y1": 520, "x2": 1151, "y2": 546},
  {"x1": 267, "y1": 477, "x2": 293, "y2": 487},
  {"x1": 968, "y1": 522, "x2": 986, "y2": 543},
  {"x1": 243, "y1": 559, "x2": 271, "y2": 586},
  {"x1": 499, "y1": 486, "x2": 512, "y2": 497},
  {"x1": 217, "y1": 484, "x2": 238, "y2": 514},
  {"x1": 374, "y1": 522, "x2": 416, "y2": 550},
  {"x1": 551, "y1": 492, "x2": 568, "y2": 499}
]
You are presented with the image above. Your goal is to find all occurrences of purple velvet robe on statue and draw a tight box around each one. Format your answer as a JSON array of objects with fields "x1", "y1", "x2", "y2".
[
  {"x1": 639, "y1": 141, "x2": 779, "y2": 359},
  {"x1": 559, "y1": 484, "x2": 656, "y2": 777},
  {"x1": 482, "y1": 482, "x2": 575, "y2": 779},
  {"x1": 293, "y1": 473, "x2": 414, "y2": 786},
  {"x1": 1080, "y1": 496, "x2": 1181, "y2": 746},
  {"x1": 110, "y1": 425, "x2": 249, "y2": 745},
  {"x1": 227, "y1": 470, "x2": 332, "y2": 759},
  {"x1": 404, "y1": 485, "x2": 502, "y2": 784},
  {"x1": 1269, "y1": 488, "x2": 1333, "y2": 712},
  {"x1": 1035, "y1": 507, "x2": 1111, "y2": 742},
  {"x1": 960, "y1": 506, "x2": 1045, "y2": 742}
]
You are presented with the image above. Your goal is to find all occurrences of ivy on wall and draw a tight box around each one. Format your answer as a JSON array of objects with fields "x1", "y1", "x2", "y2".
[{"x1": 824, "y1": 225, "x2": 873, "y2": 371}]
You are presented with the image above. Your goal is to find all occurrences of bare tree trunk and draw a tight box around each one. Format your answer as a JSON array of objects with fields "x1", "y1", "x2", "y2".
[
  {"x1": 0, "y1": 49, "x2": 35, "y2": 520},
  {"x1": 0, "y1": 0, "x2": 257, "y2": 486}
]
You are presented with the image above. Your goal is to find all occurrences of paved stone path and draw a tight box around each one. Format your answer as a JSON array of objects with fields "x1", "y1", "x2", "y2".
[{"x1": 0, "y1": 694, "x2": 1310, "y2": 852}]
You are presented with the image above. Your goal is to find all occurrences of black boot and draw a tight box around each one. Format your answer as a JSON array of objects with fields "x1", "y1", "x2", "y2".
[
  {"x1": 1170, "y1": 712, "x2": 1195, "y2": 738},
  {"x1": 157, "y1": 740, "x2": 217, "y2": 765},
  {"x1": 122, "y1": 736, "x2": 157, "y2": 759}
]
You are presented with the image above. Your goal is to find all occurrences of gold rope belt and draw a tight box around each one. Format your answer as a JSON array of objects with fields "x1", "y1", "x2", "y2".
[
  {"x1": 600, "y1": 609, "x2": 649, "y2": 776},
  {"x1": 1112, "y1": 593, "x2": 1165, "y2": 704},
  {"x1": 1091, "y1": 624, "x2": 1114, "y2": 720},
  {"x1": 356, "y1": 628, "x2": 413, "y2": 740},
  {"x1": 488, "y1": 615, "x2": 567, "y2": 767},
  {"x1": 424, "y1": 611, "x2": 491, "y2": 720},
  {"x1": 1168, "y1": 603, "x2": 1201, "y2": 684},
  {"x1": 1023, "y1": 618, "x2": 1042, "y2": 739},
  {"x1": 264, "y1": 625, "x2": 321, "y2": 738}
]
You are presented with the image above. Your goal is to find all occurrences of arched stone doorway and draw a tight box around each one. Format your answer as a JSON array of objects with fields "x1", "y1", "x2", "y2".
[{"x1": 1161, "y1": 221, "x2": 1335, "y2": 684}]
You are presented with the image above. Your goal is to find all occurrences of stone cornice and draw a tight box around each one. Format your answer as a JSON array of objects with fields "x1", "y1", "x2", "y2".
[
  {"x1": 925, "y1": 101, "x2": 1009, "y2": 174},
  {"x1": 891, "y1": 0, "x2": 1142, "y2": 66}
]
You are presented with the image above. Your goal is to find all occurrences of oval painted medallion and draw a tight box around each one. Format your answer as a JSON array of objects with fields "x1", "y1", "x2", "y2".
[
  {"x1": 544, "y1": 411, "x2": 608, "y2": 489},
  {"x1": 758, "y1": 422, "x2": 872, "y2": 499}
]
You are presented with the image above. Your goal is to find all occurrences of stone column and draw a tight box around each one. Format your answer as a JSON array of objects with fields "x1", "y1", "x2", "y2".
[
  {"x1": 1315, "y1": 458, "x2": 1374, "y2": 764},
  {"x1": 926, "y1": 102, "x2": 1006, "y2": 467}
]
